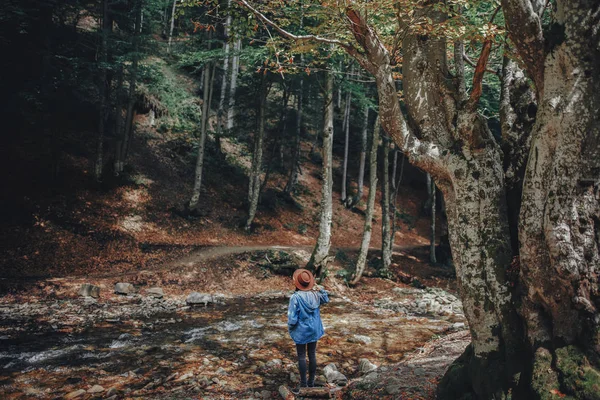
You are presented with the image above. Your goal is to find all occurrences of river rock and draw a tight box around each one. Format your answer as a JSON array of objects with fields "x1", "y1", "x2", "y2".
[
  {"x1": 349, "y1": 334, "x2": 372, "y2": 345},
  {"x1": 265, "y1": 359, "x2": 282, "y2": 369},
  {"x1": 114, "y1": 283, "x2": 135, "y2": 295},
  {"x1": 64, "y1": 389, "x2": 86, "y2": 399},
  {"x1": 79, "y1": 283, "x2": 100, "y2": 298},
  {"x1": 105, "y1": 387, "x2": 118, "y2": 397},
  {"x1": 145, "y1": 287, "x2": 164, "y2": 298},
  {"x1": 186, "y1": 292, "x2": 213, "y2": 306},
  {"x1": 87, "y1": 384, "x2": 104, "y2": 394},
  {"x1": 358, "y1": 358, "x2": 378, "y2": 374},
  {"x1": 323, "y1": 363, "x2": 348, "y2": 386}
]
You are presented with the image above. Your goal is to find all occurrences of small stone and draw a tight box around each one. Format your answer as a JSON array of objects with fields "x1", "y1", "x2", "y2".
[
  {"x1": 106, "y1": 387, "x2": 118, "y2": 397},
  {"x1": 451, "y1": 322, "x2": 466, "y2": 330},
  {"x1": 146, "y1": 287, "x2": 164, "y2": 298},
  {"x1": 216, "y1": 367, "x2": 227, "y2": 375},
  {"x1": 87, "y1": 384, "x2": 104, "y2": 394},
  {"x1": 260, "y1": 390, "x2": 271, "y2": 399},
  {"x1": 266, "y1": 359, "x2": 282, "y2": 369},
  {"x1": 79, "y1": 283, "x2": 100, "y2": 298},
  {"x1": 358, "y1": 358, "x2": 378, "y2": 374},
  {"x1": 349, "y1": 334, "x2": 372, "y2": 345},
  {"x1": 186, "y1": 292, "x2": 213, "y2": 306},
  {"x1": 65, "y1": 389, "x2": 86, "y2": 399},
  {"x1": 176, "y1": 372, "x2": 193, "y2": 382},
  {"x1": 114, "y1": 283, "x2": 136, "y2": 295},
  {"x1": 289, "y1": 372, "x2": 297, "y2": 383}
]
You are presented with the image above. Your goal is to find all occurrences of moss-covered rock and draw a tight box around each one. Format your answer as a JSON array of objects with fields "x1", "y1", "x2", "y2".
[
  {"x1": 531, "y1": 347, "x2": 568, "y2": 400},
  {"x1": 555, "y1": 345, "x2": 600, "y2": 400}
]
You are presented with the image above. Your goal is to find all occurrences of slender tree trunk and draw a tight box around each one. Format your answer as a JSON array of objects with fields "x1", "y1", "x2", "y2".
[
  {"x1": 307, "y1": 70, "x2": 334, "y2": 277},
  {"x1": 226, "y1": 38, "x2": 241, "y2": 131},
  {"x1": 390, "y1": 151, "x2": 404, "y2": 249},
  {"x1": 189, "y1": 35, "x2": 215, "y2": 210},
  {"x1": 167, "y1": 0, "x2": 176, "y2": 52},
  {"x1": 429, "y1": 177, "x2": 437, "y2": 264},
  {"x1": 347, "y1": 104, "x2": 369, "y2": 208},
  {"x1": 95, "y1": 0, "x2": 111, "y2": 181},
  {"x1": 341, "y1": 89, "x2": 351, "y2": 204},
  {"x1": 285, "y1": 74, "x2": 303, "y2": 194},
  {"x1": 113, "y1": 65, "x2": 125, "y2": 175},
  {"x1": 216, "y1": 0, "x2": 231, "y2": 153},
  {"x1": 116, "y1": 0, "x2": 142, "y2": 174},
  {"x1": 246, "y1": 74, "x2": 268, "y2": 230},
  {"x1": 381, "y1": 134, "x2": 392, "y2": 272},
  {"x1": 350, "y1": 115, "x2": 380, "y2": 285}
]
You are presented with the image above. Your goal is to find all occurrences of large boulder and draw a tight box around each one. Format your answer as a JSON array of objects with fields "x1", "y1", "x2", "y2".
[
  {"x1": 78, "y1": 283, "x2": 100, "y2": 298},
  {"x1": 114, "y1": 283, "x2": 136, "y2": 295}
]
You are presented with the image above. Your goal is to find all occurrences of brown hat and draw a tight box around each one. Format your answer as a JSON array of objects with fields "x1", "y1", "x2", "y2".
[{"x1": 293, "y1": 269, "x2": 315, "y2": 291}]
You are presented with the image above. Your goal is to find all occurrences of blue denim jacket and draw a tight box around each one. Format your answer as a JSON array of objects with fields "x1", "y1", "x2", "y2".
[{"x1": 287, "y1": 289, "x2": 329, "y2": 344}]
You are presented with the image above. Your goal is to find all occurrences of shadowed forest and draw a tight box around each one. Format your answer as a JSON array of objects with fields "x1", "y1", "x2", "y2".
[{"x1": 0, "y1": 0, "x2": 599, "y2": 399}]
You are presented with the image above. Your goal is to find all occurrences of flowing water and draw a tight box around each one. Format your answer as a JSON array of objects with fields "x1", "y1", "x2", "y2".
[{"x1": 0, "y1": 293, "x2": 463, "y2": 399}]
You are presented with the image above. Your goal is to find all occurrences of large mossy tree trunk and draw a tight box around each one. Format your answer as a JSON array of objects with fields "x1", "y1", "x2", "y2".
[
  {"x1": 307, "y1": 70, "x2": 335, "y2": 277},
  {"x1": 501, "y1": 1, "x2": 600, "y2": 398}
]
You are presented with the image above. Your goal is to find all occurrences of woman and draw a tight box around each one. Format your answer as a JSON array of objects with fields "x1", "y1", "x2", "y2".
[{"x1": 287, "y1": 268, "x2": 329, "y2": 391}]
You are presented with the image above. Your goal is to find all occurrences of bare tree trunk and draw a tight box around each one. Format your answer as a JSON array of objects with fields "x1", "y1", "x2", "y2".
[
  {"x1": 350, "y1": 115, "x2": 380, "y2": 285},
  {"x1": 113, "y1": 65, "x2": 125, "y2": 175},
  {"x1": 429, "y1": 177, "x2": 437, "y2": 264},
  {"x1": 167, "y1": 0, "x2": 176, "y2": 52},
  {"x1": 307, "y1": 70, "x2": 334, "y2": 277},
  {"x1": 226, "y1": 38, "x2": 241, "y2": 131},
  {"x1": 284, "y1": 73, "x2": 303, "y2": 194},
  {"x1": 390, "y1": 151, "x2": 404, "y2": 249},
  {"x1": 340, "y1": 89, "x2": 351, "y2": 204},
  {"x1": 116, "y1": 0, "x2": 142, "y2": 175},
  {"x1": 189, "y1": 36, "x2": 215, "y2": 210},
  {"x1": 95, "y1": 0, "x2": 111, "y2": 181},
  {"x1": 381, "y1": 133, "x2": 392, "y2": 272},
  {"x1": 347, "y1": 104, "x2": 369, "y2": 208},
  {"x1": 216, "y1": 0, "x2": 231, "y2": 153},
  {"x1": 245, "y1": 74, "x2": 268, "y2": 230}
]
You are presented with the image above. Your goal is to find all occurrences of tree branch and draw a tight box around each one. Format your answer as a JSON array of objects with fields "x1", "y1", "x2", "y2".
[
  {"x1": 467, "y1": 39, "x2": 493, "y2": 110},
  {"x1": 236, "y1": 0, "x2": 370, "y2": 69},
  {"x1": 462, "y1": 53, "x2": 498, "y2": 75}
]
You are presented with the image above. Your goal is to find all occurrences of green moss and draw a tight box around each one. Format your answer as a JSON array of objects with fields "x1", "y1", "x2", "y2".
[
  {"x1": 531, "y1": 347, "x2": 567, "y2": 400},
  {"x1": 555, "y1": 345, "x2": 600, "y2": 400}
]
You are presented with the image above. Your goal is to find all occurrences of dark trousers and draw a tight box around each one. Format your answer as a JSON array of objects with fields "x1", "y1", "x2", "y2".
[{"x1": 296, "y1": 341, "x2": 317, "y2": 387}]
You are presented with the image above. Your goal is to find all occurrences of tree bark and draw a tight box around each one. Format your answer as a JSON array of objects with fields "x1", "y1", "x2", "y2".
[
  {"x1": 245, "y1": 74, "x2": 268, "y2": 230},
  {"x1": 499, "y1": 56, "x2": 536, "y2": 254},
  {"x1": 307, "y1": 70, "x2": 335, "y2": 277},
  {"x1": 350, "y1": 115, "x2": 380, "y2": 285}
]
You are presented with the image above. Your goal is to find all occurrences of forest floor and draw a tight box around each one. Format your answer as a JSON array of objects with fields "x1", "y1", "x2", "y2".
[{"x1": 0, "y1": 245, "x2": 467, "y2": 400}]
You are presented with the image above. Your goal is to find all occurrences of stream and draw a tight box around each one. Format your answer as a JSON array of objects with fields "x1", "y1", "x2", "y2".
[{"x1": 0, "y1": 288, "x2": 465, "y2": 399}]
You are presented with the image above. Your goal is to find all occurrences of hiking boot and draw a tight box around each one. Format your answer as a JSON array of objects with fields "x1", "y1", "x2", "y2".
[{"x1": 292, "y1": 383, "x2": 307, "y2": 395}]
